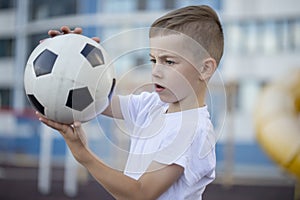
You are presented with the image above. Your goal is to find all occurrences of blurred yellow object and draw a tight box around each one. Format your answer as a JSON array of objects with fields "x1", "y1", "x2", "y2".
[{"x1": 254, "y1": 69, "x2": 300, "y2": 180}]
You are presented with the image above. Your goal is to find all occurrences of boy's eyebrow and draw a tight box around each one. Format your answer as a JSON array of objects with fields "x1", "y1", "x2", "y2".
[{"x1": 149, "y1": 53, "x2": 177, "y2": 58}]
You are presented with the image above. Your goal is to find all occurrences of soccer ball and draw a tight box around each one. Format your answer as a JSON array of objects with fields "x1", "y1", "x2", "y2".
[{"x1": 24, "y1": 34, "x2": 116, "y2": 124}]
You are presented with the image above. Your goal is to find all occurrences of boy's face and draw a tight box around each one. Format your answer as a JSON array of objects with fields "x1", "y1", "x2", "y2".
[{"x1": 149, "y1": 34, "x2": 206, "y2": 104}]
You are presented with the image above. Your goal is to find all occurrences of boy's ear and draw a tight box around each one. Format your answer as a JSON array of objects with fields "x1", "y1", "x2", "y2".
[{"x1": 199, "y1": 58, "x2": 217, "y2": 81}]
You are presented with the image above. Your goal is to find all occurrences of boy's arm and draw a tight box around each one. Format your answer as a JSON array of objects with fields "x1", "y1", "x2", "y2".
[
  {"x1": 37, "y1": 114, "x2": 183, "y2": 200},
  {"x1": 85, "y1": 152, "x2": 183, "y2": 200},
  {"x1": 101, "y1": 95, "x2": 124, "y2": 119}
]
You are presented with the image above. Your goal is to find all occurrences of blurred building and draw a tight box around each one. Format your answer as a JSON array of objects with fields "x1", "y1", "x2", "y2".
[{"x1": 0, "y1": 0, "x2": 299, "y2": 195}]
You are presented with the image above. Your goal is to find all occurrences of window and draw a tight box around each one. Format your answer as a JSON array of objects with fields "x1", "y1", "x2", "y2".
[
  {"x1": 0, "y1": 38, "x2": 14, "y2": 58},
  {"x1": 263, "y1": 21, "x2": 278, "y2": 54},
  {"x1": 292, "y1": 19, "x2": 300, "y2": 51},
  {"x1": 29, "y1": 0, "x2": 77, "y2": 20},
  {"x1": 0, "y1": 0, "x2": 15, "y2": 9},
  {"x1": 27, "y1": 33, "x2": 47, "y2": 55},
  {"x1": 137, "y1": 0, "x2": 147, "y2": 10},
  {"x1": 102, "y1": 0, "x2": 136, "y2": 13},
  {"x1": 226, "y1": 23, "x2": 245, "y2": 54},
  {"x1": 225, "y1": 17, "x2": 300, "y2": 55},
  {"x1": 0, "y1": 88, "x2": 11, "y2": 108},
  {"x1": 164, "y1": 0, "x2": 175, "y2": 10},
  {"x1": 147, "y1": 0, "x2": 163, "y2": 10}
]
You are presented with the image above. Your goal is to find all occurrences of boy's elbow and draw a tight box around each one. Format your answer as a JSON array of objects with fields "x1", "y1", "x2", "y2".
[{"x1": 115, "y1": 183, "x2": 158, "y2": 200}]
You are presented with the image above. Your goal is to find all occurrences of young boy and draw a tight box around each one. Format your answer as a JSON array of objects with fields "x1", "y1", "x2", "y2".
[{"x1": 39, "y1": 5, "x2": 224, "y2": 200}]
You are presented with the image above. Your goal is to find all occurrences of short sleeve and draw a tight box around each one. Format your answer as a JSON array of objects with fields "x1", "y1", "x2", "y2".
[
  {"x1": 173, "y1": 129, "x2": 216, "y2": 186},
  {"x1": 118, "y1": 94, "x2": 135, "y2": 130},
  {"x1": 119, "y1": 92, "x2": 165, "y2": 131}
]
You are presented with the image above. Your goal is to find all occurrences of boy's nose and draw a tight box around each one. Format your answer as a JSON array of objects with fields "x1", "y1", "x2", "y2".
[{"x1": 152, "y1": 65, "x2": 163, "y2": 78}]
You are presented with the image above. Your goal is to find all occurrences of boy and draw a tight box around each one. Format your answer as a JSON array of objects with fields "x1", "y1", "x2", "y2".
[{"x1": 38, "y1": 5, "x2": 224, "y2": 200}]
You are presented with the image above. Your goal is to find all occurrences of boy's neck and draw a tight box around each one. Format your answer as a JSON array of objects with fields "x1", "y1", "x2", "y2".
[{"x1": 167, "y1": 88, "x2": 206, "y2": 113}]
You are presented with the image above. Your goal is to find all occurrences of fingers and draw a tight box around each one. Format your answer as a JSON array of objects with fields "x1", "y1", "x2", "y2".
[
  {"x1": 91, "y1": 37, "x2": 100, "y2": 43},
  {"x1": 48, "y1": 29, "x2": 62, "y2": 37},
  {"x1": 60, "y1": 26, "x2": 71, "y2": 34},
  {"x1": 47, "y1": 26, "x2": 100, "y2": 44},
  {"x1": 36, "y1": 112, "x2": 70, "y2": 134},
  {"x1": 73, "y1": 27, "x2": 83, "y2": 34},
  {"x1": 48, "y1": 26, "x2": 82, "y2": 38}
]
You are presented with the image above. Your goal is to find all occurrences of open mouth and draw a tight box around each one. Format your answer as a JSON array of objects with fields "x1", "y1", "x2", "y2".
[{"x1": 155, "y1": 84, "x2": 165, "y2": 92}]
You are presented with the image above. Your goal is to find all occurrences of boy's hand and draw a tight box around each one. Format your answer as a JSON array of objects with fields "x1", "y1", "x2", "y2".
[
  {"x1": 46, "y1": 26, "x2": 100, "y2": 43},
  {"x1": 48, "y1": 26, "x2": 83, "y2": 37},
  {"x1": 36, "y1": 112, "x2": 90, "y2": 164}
]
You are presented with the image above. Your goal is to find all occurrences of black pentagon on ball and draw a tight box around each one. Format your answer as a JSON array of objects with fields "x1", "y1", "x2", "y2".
[
  {"x1": 33, "y1": 49, "x2": 58, "y2": 77},
  {"x1": 80, "y1": 43, "x2": 105, "y2": 67},
  {"x1": 27, "y1": 94, "x2": 45, "y2": 115},
  {"x1": 65, "y1": 86, "x2": 93, "y2": 111}
]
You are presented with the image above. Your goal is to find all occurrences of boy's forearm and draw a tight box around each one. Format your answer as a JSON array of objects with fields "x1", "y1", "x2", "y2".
[{"x1": 81, "y1": 150, "x2": 145, "y2": 200}]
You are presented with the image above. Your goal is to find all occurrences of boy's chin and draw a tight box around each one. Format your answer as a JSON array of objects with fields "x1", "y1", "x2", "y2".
[{"x1": 157, "y1": 93, "x2": 178, "y2": 104}]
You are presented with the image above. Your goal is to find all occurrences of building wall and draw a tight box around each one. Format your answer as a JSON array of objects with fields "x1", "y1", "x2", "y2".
[{"x1": 0, "y1": 0, "x2": 299, "y2": 180}]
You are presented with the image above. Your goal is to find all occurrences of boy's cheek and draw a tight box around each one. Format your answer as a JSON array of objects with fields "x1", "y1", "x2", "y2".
[{"x1": 167, "y1": 74, "x2": 193, "y2": 94}]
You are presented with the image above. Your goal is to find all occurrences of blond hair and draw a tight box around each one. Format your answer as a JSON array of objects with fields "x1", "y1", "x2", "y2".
[{"x1": 150, "y1": 5, "x2": 224, "y2": 65}]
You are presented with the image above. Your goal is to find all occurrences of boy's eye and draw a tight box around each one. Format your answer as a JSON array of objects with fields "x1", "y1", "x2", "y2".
[
  {"x1": 150, "y1": 58, "x2": 156, "y2": 64},
  {"x1": 166, "y1": 60, "x2": 175, "y2": 65}
]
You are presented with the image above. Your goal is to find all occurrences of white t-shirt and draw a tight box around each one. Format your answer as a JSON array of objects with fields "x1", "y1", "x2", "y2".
[{"x1": 119, "y1": 92, "x2": 216, "y2": 200}]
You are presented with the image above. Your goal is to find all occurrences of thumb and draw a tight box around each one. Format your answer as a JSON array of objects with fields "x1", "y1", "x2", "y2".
[
  {"x1": 73, "y1": 121, "x2": 88, "y2": 146},
  {"x1": 73, "y1": 121, "x2": 82, "y2": 128}
]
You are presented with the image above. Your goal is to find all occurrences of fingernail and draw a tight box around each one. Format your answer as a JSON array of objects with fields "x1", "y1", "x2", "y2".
[{"x1": 74, "y1": 121, "x2": 81, "y2": 127}]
